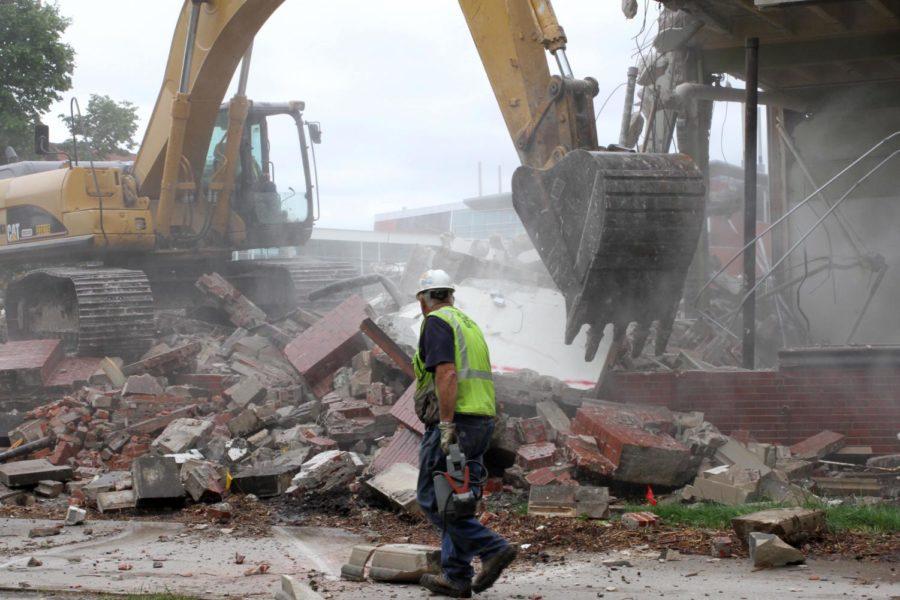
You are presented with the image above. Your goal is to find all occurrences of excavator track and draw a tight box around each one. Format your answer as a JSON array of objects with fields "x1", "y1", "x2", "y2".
[
  {"x1": 258, "y1": 258, "x2": 359, "y2": 311},
  {"x1": 5, "y1": 267, "x2": 155, "y2": 359}
]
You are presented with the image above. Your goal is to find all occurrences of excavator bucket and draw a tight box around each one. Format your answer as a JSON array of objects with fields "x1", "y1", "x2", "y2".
[{"x1": 512, "y1": 151, "x2": 705, "y2": 361}]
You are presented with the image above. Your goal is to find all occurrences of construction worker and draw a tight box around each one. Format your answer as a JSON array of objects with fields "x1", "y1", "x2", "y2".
[{"x1": 413, "y1": 269, "x2": 516, "y2": 598}]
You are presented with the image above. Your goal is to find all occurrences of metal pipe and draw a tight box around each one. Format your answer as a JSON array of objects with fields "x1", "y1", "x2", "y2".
[
  {"x1": 618, "y1": 67, "x2": 639, "y2": 147},
  {"x1": 237, "y1": 42, "x2": 254, "y2": 97},
  {"x1": 179, "y1": 1, "x2": 204, "y2": 93},
  {"x1": 0, "y1": 436, "x2": 54, "y2": 463},
  {"x1": 742, "y1": 37, "x2": 759, "y2": 370},
  {"x1": 694, "y1": 130, "x2": 900, "y2": 306},
  {"x1": 554, "y1": 49, "x2": 574, "y2": 79},
  {"x1": 674, "y1": 82, "x2": 809, "y2": 114},
  {"x1": 774, "y1": 120, "x2": 865, "y2": 258},
  {"x1": 733, "y1": 149, "x2": 900, "y2": 319}
]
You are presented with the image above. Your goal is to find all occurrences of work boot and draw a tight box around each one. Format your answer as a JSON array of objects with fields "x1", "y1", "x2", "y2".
[
  {"x1": 420, "y1": 573, "x2": 472, "y2": 598},
  {"x1": 472, "y1": 545, "x2": 517, "y2": 593}
]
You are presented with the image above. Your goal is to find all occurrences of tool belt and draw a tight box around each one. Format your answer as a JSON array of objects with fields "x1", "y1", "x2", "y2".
[{"x1": 414, "y1": 387, "x2": 440, "y2": 426}]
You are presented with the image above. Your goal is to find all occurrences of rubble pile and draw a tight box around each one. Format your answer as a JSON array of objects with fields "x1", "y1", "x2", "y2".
[{"x1": 0, "y1": 270, "x2": 895, "y2": 533}]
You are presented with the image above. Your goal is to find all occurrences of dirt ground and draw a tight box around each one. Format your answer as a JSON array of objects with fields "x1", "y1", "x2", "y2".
[{"x1": 0, "y1": 494, "x2": 896, "y2": 600}]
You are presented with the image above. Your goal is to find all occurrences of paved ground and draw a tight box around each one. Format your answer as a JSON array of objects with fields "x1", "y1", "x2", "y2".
[{"x1": 0, "y1": 517, "x2": 896, "y2": 599}]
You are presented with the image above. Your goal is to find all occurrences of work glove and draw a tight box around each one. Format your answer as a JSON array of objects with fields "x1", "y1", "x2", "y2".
[{"x1": 438, "y1": 421, "x2": 457, "y2": 455}]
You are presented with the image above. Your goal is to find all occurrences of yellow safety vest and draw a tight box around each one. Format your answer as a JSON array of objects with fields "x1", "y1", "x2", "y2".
[{"x1": 413, "y1": 305, "x2": 496, "y2": 417}]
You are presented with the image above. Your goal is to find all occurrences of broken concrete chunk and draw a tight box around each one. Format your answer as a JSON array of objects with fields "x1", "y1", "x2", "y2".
[
  {"x1": 228, "y1": 407, "x2": 263, "y2": 438},
  {"x1": 181, "y1": 460, "x2": 227, "y2": 502},
  {"x1": 231, "y1": 447, "x2": 311, "y2": 497},
  {"x1": 224, "y1": 377, "x2": 266, "y2": 408},
  {"x1": 9, "y1": 419, "x2": 45, "y2": 446},
  {"x1": 749, "y1": 532, "x2": 805, "y2": 567},
  {"x1": 0, "y1": 459, "x2": 73, "y2": 488},
  {"x1": 527, "y1": 485, "x2": 610, "y2": 519},
  {"x1": 732, "y1": 507, "x2": 826, "y2": 547},
  {"x1": 132, "y1": 455, "x2": 185, "y2": 508},
  {"x1": 122, "y1": 373, "x2": 164, "y2": 397},
  {"x1": 867, "y1": 454, "x2": 900, "y2": 469},
  {"x1": 34, "y1": 480, "x2": 64, "y2": 498},
  {"x1": 368, "y1": 544, "x2": 441, "y2": 583},
  {"x1": 152, "y1": 418, "x2": 213, "y2": 454},
  {"x1": 288, "y1": 450, "x2": 361, "y2": 495},
  {"x1": 535, "y1": 400, "x2": 571, "y2": 440},
  {"x1": 96, "y1": 489, "x2": 136, "y2": 513},
  {"x1": 774, "y1": 457, "x2": 814, "y2": 481},
  {"x1": 275, "y1": 574, "x2": 325, "y2": 600},
  {"x1": 341, "y1": 544, "x2": 380, "y2": 581},
  {"x1": 366, "y1": 462, "x2": 420, "y2": 514},
  {"x1": 83, "y1": 471, "x2": 131, "y2": 502},
  {"x1": 790, "y1": 430, "x2": 846, "y2": 460},
  {"x1": 714, "y1": 439, "x2": 771, "y2": 476},
  {"x1": 65, "y1": 505, "x2": 87, "y2": 526},
  {"x1": 99, "y1": 357, "x2": 127, "y2": 387}
]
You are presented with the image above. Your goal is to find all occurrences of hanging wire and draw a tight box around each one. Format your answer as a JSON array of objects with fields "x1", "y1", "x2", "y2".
[
  {"x1": 695, "y1": 130, "x2": 900, "y2": 306},
  {"x1": 728, "y1": 147, "x2": 900, "y2": 319},
  {"x1": 595, "y1": 83, "x2": 627, "y2": 122}
]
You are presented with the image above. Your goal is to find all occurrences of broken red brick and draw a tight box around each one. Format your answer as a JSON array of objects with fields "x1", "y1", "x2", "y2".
[
  {"x1": 122, "y1": 342, "x2": 202, "y2": 377},
  {"x1": 515, "y1": 442, "x2": 557, "y2": 470},
  {"x1": 283, "y1": 295, "x2": 373, "y2": 389},
  {"x1": 195, "y1": 273, "x2": 267, "y2": 329},
  {"x1": 789, "y1": 430, "x2": 846, "y2": 460},
  {"x1": 572, "y1": 405, "x2": 694, "y2": 487},
  {"x1": 524, "y1": 465, "x2": 575, "y2": 487},
  {"x1": 564, "y1": 435, "x2": 616, "y2": 476},
  {"x1": 49, "y1": 441, "x2": 79, "y2": 466},
  {"x1": 621, "y1": 511, "x2": 659, "y2": 529},
  {"x1": 516, "y1": 417, "x2": 549, "y2": 445},
  {"x1": 328, "y1": 400, "x2": 374, "y2": 420}
]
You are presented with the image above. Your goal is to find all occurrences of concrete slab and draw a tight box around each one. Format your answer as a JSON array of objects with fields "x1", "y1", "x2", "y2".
[
  {"x1": 366, "y1": 462, "x2": 420, "y2": 514},
  {"x1": 0, "y1": 518, "x2": 365, "y2": 598},
  {"x1": 0, "y1": 339, "x2": 63, "y2": 389},
  {"x1": 0, "y1": 459, "x2": 73, "y2": 487},
  {"x1": 131, "y1": 456, "x2": 185, "y2": 508},
  {"x1": 732, "y1": 507, "x2": 827, "y2": 547}
]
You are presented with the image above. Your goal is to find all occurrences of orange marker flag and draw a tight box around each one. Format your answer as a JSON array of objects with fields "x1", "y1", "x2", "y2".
[{"x1": 645, "y1": 485, "x2": 657, "y2": 506}]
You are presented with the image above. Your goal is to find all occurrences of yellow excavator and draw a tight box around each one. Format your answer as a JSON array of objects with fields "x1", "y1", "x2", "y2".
[{"x1": 0, "y1": 0, "x2": 705, "y2": 362}]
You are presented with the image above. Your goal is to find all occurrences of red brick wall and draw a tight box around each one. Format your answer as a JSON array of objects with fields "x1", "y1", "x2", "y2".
[{"x1": 607, "y1": 368, "x2": 900, "y2": 454}]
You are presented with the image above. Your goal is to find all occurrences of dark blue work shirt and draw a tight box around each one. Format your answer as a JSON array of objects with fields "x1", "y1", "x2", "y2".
[{"x1": 418, "y1": 315, "x2": 455, "y2": 373}]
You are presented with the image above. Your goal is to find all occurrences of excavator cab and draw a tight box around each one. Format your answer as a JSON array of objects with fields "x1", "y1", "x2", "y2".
[{"x1": 204, "y1": 101, "x2": 319, "y2": 250}]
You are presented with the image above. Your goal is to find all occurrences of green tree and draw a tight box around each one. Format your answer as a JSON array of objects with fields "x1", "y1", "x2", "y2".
[
  {"x1": 0, "y1": 0, "x2": 75, "y2": 161},
  {"x1": 59, "y1": 94, "x2": 139, "y2": 159}
]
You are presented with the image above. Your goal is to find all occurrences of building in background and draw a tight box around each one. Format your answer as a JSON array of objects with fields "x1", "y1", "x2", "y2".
[{"x1": 374, "y1": 192, "x2": 524, "y2": 240}]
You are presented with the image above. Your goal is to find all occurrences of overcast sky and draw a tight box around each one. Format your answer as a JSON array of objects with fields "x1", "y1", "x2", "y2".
[{"x1": 48, "y1": 0, "x2": 747, "y2": 230}]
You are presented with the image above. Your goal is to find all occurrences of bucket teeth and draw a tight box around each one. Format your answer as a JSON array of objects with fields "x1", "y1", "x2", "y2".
[
  {"x1": 512, "y1": 150, "x2": 705, "y2": 361},
  {"x1": 631, "y1": 321, "x2": 651, "y2": 358}
]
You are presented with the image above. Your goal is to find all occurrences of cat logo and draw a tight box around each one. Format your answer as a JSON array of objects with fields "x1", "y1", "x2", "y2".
[{"x1": 6, "y1": 223, "x2": 20, "y2": 242}]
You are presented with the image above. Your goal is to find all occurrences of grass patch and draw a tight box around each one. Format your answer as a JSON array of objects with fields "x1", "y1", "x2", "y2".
[{"x1": 620, "y1": 501, "x2": 900, "y2": 533}]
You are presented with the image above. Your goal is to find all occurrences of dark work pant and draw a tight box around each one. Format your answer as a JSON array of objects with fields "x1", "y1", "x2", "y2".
[{"x1": 416, "y1": 414, "x2": 509, "y2": 584}]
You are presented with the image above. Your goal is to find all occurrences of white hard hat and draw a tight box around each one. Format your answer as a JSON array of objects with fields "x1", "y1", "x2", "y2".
[{"x1": 416, "y1": 269, "x2": 455, "y2": 296}]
